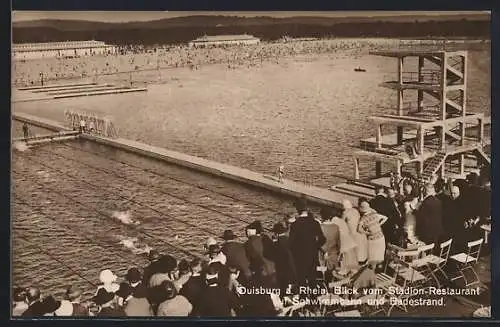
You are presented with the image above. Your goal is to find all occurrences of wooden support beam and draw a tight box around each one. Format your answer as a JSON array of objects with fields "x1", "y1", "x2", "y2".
[
  {"x1": 446, "y1": 129, "x2": 461, "y2": 141},
  {"x1": 425, "y1": 56, "x2": 442, "y2": 66},
  {"x1": 376, "y1": 161, "x2": 382, "y2": 178},
  {"x1": 446, "y1": 65, "x2": 464, "y2": 80},
  {"x1": 440, "y1": 127, "x2": 446, "y2": 150},
  {"x1": 418, "y1": 127, "x2": 424, "y2": 155},
  {"x1": 459, "y1": 154, "x2": 465, "y2": 176},
  {"x1": 418, "y1": 57, "x2": 424, "y2": 83},
  {"x1": 398, "y1": 57, "x2": 403, "y2": 85},
  {"x1": 441, "y1": 54, "x2": 447, "y2": 120},
  {"x1": 459, "y1": 122, "x2": 465, "y2": 146},
  {"x1": 479, "y1": 118, "x2": 484, "y2": 144},
  {"x1": 424, "y1": 89, "x2": 441, "y2": 101},
  {"x1": 376, "y1": 124, "x2": 382, "y2": 148},
  {"x1": 397, "y1": 127, "x2": 404, "y2": 145},
  {"x1": 463, "y1": 54, "x2": 468, "y2": 116},
  {"x1": 446, "y1": 98, "x2": 463, "y2": 113}
]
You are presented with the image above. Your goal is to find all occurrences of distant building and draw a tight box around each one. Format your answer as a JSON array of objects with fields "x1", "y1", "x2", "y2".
[
  {"x1": 12, "y1": 40, "x2": 117, "y2": 60},
  {"x1": 188, "y1": 34, "x2": 260, "y2": 48}
]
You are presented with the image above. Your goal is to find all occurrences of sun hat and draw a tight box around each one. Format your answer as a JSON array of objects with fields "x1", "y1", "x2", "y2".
[
  {"x1": 221, "y1": 230, "x2": 237, "y2": 241},
  {"x1": 99, "y1": 269, "x2": 118, "y2": 284},
  {"x1": 125, "y1": 268, "x2": 142, "y2": 283},
  {"x1": 54, "y1": 300, "x2": 73, "y2": 316}
]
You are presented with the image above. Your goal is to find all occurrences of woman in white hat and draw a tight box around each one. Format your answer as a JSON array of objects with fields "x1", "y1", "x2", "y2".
[{"x1": 96, "y1": 269, "x2": 120, "y2": 294}]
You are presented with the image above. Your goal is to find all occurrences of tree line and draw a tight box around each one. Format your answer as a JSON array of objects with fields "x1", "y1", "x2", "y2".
[{"x1": 13, "y1": 20, "x2": 490, "y2": 45}]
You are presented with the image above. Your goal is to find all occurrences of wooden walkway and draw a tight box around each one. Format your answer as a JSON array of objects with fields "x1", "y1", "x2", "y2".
[
  {"x1": 12, "y1": 112, "x2": 360, "y2": 209},
  {"x1": 13, "y1": 82, "x2": 147, "y2": 103}
]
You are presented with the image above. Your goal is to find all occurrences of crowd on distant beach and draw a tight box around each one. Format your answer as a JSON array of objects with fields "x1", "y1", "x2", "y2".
[
  {"x1": 13, "y1": 38, "x2": 480, "y2": 88},
  {"x1": 12, "y1": 166, "x2": 490, "y2": 317}
]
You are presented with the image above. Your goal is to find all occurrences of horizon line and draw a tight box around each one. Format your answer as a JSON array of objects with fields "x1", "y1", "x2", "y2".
[{"x1": 12, "y1": 10, "x2": 491, "y2": 23}]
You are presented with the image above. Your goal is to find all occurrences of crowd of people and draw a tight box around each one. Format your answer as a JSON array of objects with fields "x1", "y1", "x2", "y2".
[
  {"x1": 13, "y1": 38, "x2": 481, "y2": 87},
  {"x1": 12, "y1": 166, "x2": 490, "y2": 317}
]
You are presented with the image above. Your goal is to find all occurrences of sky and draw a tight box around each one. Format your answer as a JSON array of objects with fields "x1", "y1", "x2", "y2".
[{"x1": 12, "y1": 11, "x2": 490, "y2": 23}]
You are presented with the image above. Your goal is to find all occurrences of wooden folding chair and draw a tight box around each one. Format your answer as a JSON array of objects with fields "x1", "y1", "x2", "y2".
[
  {"x1": 425, "y1": 238, "x2": 453, "y2": 287},
  {"x1": 450, "y1": 238, "x2": 483, "y2": 287},
  {"x1": 390, "y1": 249, "x2": 426, "y2": 288},
  {"x1": 412, "y1": 243, "x2": 438, "y2": 286}
]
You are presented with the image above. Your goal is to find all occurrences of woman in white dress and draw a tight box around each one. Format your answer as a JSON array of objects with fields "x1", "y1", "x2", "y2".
[
  {"x1": 358, "y1": 201, "x2": 388, "y2": 265},
  {"x1": 342, "y1": 200, "x2": 368, "y2": 265}
]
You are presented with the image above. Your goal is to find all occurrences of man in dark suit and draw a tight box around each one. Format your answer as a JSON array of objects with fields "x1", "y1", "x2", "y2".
[
  {"x1": 244, "y1": 222, "x2": 277, "y2": 285},
  {"x1": 22, "y1": 288, "x2": 45, "y2": 317},
  {"x1": 272, "y1": 222, "x2": 297, "y2": 294},
  {"x1": 415, "y1": 183, "x2": 443, "y2": 252},
  {"x1": 386, "y1": 188, "x2": 404, "y2": 243},
  {"x1": 370, "y1": 186, "x2": 397, "y2": 243},
  {"x1": 220, "y1": 230, "x2": 252, "y2": 281},
  {"x1": 180, "y1": 259, "x2": 205, "y2": 305},
  {"x1": 288, "y1": 207, "x2": 326, "y2": 288}
]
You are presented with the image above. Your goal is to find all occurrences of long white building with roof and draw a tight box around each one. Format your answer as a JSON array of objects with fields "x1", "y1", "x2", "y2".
[
  {"x1": 188, "y1": 34, "x2": 260, "y2": 48},
  {"x1": 12, "y1": 40, "x2": 116, "y2": 60}
]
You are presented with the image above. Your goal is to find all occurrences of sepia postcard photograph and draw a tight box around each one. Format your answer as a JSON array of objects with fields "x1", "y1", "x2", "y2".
[{"x1": 11, "y1": 10, "x2": 491, "y2": 319}]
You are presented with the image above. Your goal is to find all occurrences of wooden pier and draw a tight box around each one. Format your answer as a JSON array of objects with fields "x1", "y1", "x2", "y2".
[{"x1": 13, "y1": 82, "x2": 147, "y2": 103}]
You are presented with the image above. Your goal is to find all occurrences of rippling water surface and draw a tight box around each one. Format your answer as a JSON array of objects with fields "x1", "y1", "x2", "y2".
[
  {"x1": 11, "y1": 47, "x2": 491, "y2": 300},
  {"x1": 12, "y1": 133, "x2": 321, "y2": 299}
]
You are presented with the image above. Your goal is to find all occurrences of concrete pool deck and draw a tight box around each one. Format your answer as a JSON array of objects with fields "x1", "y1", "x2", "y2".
[{"x1": 13, "y1": 112, "x2": 371, "y2": 209}]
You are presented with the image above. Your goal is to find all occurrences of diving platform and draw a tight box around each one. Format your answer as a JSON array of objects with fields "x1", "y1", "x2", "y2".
[
  {"x1": 370, "y1": 50, "x2": 467, "y2": 58},
  {"x1": 354, "y1": 49, "x2": 489, "y2": 183},
  {"x1": 360, "y1": 116, "x2": 491, "y2": 151}
]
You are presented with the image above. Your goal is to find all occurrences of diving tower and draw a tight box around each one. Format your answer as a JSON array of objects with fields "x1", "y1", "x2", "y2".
[{"x1": 353, "y1": 50, "x2": 490, "y2": 183}]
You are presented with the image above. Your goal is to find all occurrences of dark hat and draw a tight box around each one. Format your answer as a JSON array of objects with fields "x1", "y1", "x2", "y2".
[
  {"x1": 116, "y1": 282, "x2": 133, "y2": 299},
  {"x1": 93, "y1": 288, "x2": 115, "y2": 306},
  {"x1": 13, "y1": 287, "x2": 26, "y2": 302},
  {"x1": 272, "y1": 222, "x2": 287, "y2": 235},
  {"x1": 156, "y1": 255, "x2": 177, "y2": 273},
  {"x1": 253, "y1": 220, "x2": 263, "y2": 234},
  {"x1": 221, "y1": 229, "x2": 237, "y2": 241},
  {"x1": 41, "y1": 295, "x2": 61, "y2": 314},
  {"x1": 294, "y1": 198, "x2": 308, "y2": 212},
  {"x1": 246, "y1": 221, "x2": 263, "y2": 234},
  {"x1": 126, "y1": 267, "x2": 142, "y2": 283}
]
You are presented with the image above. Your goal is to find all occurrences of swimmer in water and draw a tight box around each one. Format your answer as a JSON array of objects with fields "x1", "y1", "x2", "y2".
[{"x1": 277, "y1": 165, "x2": 285, "y2": 183}]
